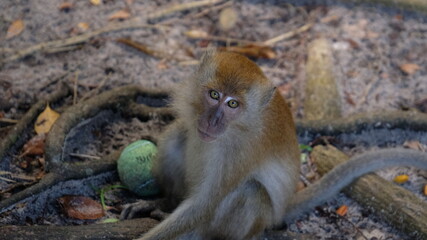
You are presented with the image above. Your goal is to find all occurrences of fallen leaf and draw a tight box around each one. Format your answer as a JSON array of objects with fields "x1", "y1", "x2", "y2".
[
  {"x1": 366, "y1": 31, "x2": 380, "y2": 39},
  {"x1": 157, "y1": 61, "x2": 169, "y2": 70},
  {"x1": 116, "y1": 38, "x2": 166, "y2": 59},
  {"x1": 403, "y1": 140, "x2": 424, "y2": 151},
  {"x1": 77, "y1": 22, "x2": 90, "y2": 32},
  {"x1": 6, "y1": 19, "x2": 25, "y2": 39},
  {"x1": 185, "y1": 30, "x2": 209, "y2": 39},
  {"x1": 59, "y1": 2, "x2": 73, "y2": 11},
  {"x1": 34, "y1": 104, "x2": 60, "y2": 134},
  {"x1": 424, "y1": 184, "x2": 427, "y2": 196},
  {"x1": 394, "y1": 174, "x2": 409, "y2": 184},
  {"x1": 58, "y1": 196, "x2": 105, "y2": 220},
  {"x1": 336, "y1": 205, "x2": 348, "y2": 216},
  {"x1": 219, "y1": 45, "x2": 277, "y2": 59},
  {"x1": 320, "y1": 15, "x2": 340, "y2": 24},
  {"x1": 20, "y1": 133, "x2": 46, "y2": 157},
  {"x1": 108, "y1": 9, "x2": 131, "y2": 21},
  {"x1": 218, "y1": 7, "x2": 238, "y2": 31},
  {"x1": 400, "y1": 63, "x2": 420, "y2": 75},
  {"x1": 90, "y1": 0, "x2": 102, "y2": 6}
]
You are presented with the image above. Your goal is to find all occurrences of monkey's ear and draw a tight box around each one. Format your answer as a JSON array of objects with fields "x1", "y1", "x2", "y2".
[
  {"x1": 199, "y1": 48, "x2": 217, "y2": 66},
  {"x1": 195, "y1": 48, "x2": 217, "y2": 84},
  {"x1": 260, "y1": 86, "x2": 276, "y2": 107}
]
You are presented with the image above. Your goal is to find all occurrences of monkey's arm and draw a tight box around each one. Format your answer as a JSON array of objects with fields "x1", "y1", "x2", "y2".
[
  {"x1": 283, "y1": 148, "x2": 427, "y2": 224},
  {"x1": 138, "y1": 186, "x2": 213, "y2": 240}
]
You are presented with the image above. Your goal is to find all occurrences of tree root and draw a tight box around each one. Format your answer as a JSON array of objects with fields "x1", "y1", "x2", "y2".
[{"x1": 0, "y1": 82, "x2": 72, "y2": 167}]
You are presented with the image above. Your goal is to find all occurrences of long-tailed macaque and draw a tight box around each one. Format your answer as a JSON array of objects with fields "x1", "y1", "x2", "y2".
[{"x1": 125, "y1": 51, "x2": 427, "y2": 240}]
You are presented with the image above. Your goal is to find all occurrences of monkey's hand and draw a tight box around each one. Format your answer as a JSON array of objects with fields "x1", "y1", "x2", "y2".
[{"x1": 120, "y1": 200, "x2": 157, "y2": 220}]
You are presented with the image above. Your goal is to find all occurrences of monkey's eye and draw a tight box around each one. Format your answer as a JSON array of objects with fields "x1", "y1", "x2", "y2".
[
  {"x1": 228, "y1": 100, "x2": 239, "y2": 108},
  {"x1": 209, "y1": 90, "x2": 220, "y2": 100}
]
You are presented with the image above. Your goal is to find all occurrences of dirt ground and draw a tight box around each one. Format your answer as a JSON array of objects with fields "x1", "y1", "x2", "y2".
[{"x1": 0, "y1": 0, "x2": 426, "y2": 239}]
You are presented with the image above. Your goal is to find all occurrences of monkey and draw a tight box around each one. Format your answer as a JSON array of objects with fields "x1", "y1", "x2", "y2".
[{"x1": 121, "y1": 50, "x2": 427, "y2": 240}]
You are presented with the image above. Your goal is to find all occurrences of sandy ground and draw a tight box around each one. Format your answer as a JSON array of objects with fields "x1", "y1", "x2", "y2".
[{"x1": 1, "y1": 0, "x2": 426, "y2": 239}]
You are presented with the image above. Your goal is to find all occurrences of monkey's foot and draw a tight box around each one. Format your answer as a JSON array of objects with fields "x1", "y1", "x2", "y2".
[
  {"x1": 150, "y1": 208, "x2": 169, "y2": 221},
  {"x1": 120, "y1": 200, "x2": 157, "y2": 220}
]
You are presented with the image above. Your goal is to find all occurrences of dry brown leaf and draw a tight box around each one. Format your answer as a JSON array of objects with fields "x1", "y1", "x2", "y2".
[
  {"x1": 366, "y1": 31, "x2": 379, "y2": 39},
  {"x1": 58, "y1": 195, "x2": 105, "y2": 220},
  {"x1": 394, "y1": 174, "x2": 409, "y2": 184},
  {"x1": 157, "y1": 61, "x2": 169, "y2": 70},
  {"x1": 77, "y1": 22, "x2": 90, "y2": 32},
  {"x1": 6, "y1": 19, "x2": 25, "y2": 39},
  {"x1": 403, "y1": 140, "x2": 424, "y2": 151},
  {"x1": 90, "y1": 0, "x2": 101, "y2": 6},
  {"x1": 218, "y1": 7, "x2": 238, "y2": 31},
  {"x1": 336, "y1": 205, "x2": 348, "y2": 216},
  {"x1": 185, "y1": 30, "x2": 209, "y2": 38},
  {"x1": 20, "y1": 134, "x2": 46, "y2": 157},
  {"x1": 219, "y1": 45, "x2": 276, "y2": 59},
  {"x1": 34, "y1": 104, "x2": 60, "y2": 134},
  {"x1": 424, "y1": 184, "x2": 427, "y2": 196},
  {"x1": 320, "y1": 15, "x2": 340, "y2": 24},
  {"x1": 108, "y1": 9, "x2": 131, "y2": 21},
  {"x1": 400, "y1": 63, "x2": 420, "y2": 75},
  {"x1": 116, "y1": 38, "x2": 166, "y2": 59},
  {"x1": 59, "y1": 2, "x2": 73, "y2": 11}
]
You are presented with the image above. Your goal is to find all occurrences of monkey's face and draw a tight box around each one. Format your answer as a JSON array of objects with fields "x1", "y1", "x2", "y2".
[{"x1": 197, "y1": 88, "x2": 243, "y2": 142}]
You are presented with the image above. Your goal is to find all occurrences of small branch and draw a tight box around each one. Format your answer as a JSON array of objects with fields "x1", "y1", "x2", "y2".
[
  {"x1": 186, "y1": 33, "x2": 262, "y2": 46},
  {"x1": 68, "y1": 153, "x2": 101, "y2": 160},
  {"x1": 73, "y1": 71, "x2": 79, "y2": 105},
  {"x1": 0, "y1": 20, "x2": 166, "y2": 66},
  {"x1": 0, "y1": 118, "x2": 19, "y2": 124},
  {"x1": 187, "y1": 1, "x2": 232, "y2": 19},
  {"x1": 147, "y1": 0, "x2": 224, "y2": 21},
  {"x1": 263, "y1": 22, "x2": 313, "y2": 46}
]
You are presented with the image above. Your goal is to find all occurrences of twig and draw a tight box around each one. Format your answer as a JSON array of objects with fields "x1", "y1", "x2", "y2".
[
  {"x1": 68, "y1": 153, "x2": 101, "y2": 160},
  {"x1": 0, "y1": 0, "x2": 223, "y2": 66},
  {"x1": 188, "y1": 1, "x2": 232, "y2": 19},
  {"x1": 80, "y1": 76, "x2": 108, "y2": 102},
  {"x1": 147, "y1": 0, "x2": 224, "y2": 21},
  {"x1": 336, "y1": 214, "x2": 369, "y2": 240},
  {"x1": 0, "y1": 118, "x2": 18, "y2": 124},
  {"x1": 0, "y1": 20, "x2": 166, "y2": 65},
  {"x1": 73, "y1": 71, "x2": 79, "y2": 105},
  {"x1": 0, "y1": 176, "x2": 16, "y2": 183},
  {"x1": 263, "y1": 22, "x2": 313, "y2": 46},
  {"x1": 186, "y1": 33, "x2": 262, "y2": 46}
]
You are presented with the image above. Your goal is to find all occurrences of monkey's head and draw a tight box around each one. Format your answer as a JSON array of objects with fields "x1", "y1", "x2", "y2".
[{"x1": 181, "y1": 51, "x2": 276, "y2": 142}]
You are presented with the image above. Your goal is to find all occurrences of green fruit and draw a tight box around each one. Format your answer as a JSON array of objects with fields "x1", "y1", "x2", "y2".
[{"x1": 117, "y1": 140, "x2": 159, "y2": 196}]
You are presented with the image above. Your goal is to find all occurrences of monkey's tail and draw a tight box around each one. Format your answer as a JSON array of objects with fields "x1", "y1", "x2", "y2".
[{"x1": 282, "y1": 148, "x2": 427, "y2": 224}]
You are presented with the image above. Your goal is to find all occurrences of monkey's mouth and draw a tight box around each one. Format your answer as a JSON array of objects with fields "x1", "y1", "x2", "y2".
[{"x1": 197, "y1": 128, "x2": 216, "y2": 142}]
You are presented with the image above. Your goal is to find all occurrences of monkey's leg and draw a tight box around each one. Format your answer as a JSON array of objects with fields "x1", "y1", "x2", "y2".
[{"x1": 204, "y1": 180, "x2": 274, "y2": 240}]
